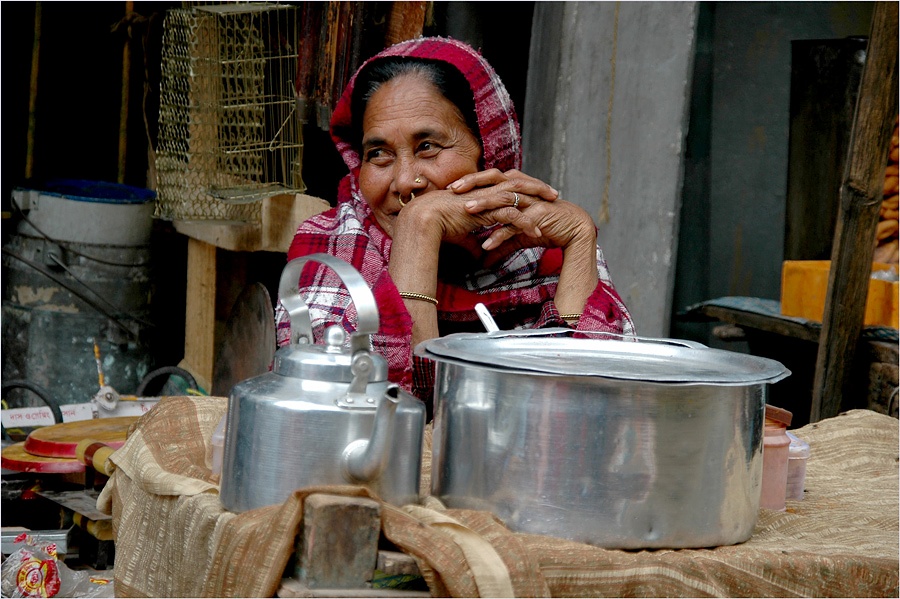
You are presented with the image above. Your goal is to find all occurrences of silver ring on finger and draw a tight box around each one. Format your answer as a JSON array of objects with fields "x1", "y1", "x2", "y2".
[{"x1": 512, "y1": 192, "x2": 520, "y2": 209}]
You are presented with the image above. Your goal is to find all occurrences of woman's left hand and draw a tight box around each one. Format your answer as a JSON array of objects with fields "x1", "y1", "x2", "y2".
[
  {"x1": 449, "y1": 169, "x2": 596, "y2": 253},
  {"x1": 450, "y1": 169, "x2": 600, "y2": 317}
]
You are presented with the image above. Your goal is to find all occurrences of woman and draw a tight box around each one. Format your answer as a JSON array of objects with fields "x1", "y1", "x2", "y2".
[{"x1": 276, "y1": 36, "x2": 634, "y2": 407}]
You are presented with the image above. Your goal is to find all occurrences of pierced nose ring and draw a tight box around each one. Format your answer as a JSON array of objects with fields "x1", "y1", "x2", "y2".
[{"x1": 398, "y1": 191, "x2": 415, "y2": 208}]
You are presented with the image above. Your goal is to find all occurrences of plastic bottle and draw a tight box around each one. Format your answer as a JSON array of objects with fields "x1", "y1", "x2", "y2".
[
  {"x1": 211, "y1": 414, "x2": 227, "y2": 477},
  {"x1": 785, "y1": 431, "x2": 810, "y2": 500},
  {"x1": 760, "y1": 404, "x2": 792, "y2": 511}
]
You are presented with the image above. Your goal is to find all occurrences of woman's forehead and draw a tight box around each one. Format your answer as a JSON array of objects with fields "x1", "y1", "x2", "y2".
[{"x1": 362, "y1": 75, "x2": 470, "y2": 137}]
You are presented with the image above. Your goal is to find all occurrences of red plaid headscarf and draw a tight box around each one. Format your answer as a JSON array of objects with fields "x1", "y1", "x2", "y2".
[{"x1": 276, "y1": 36, "x2": 633, "y2": 395}]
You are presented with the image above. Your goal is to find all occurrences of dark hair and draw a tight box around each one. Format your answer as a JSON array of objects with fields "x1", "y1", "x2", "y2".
[{"x1": 346, "y1": 57, "x2": 482, "y2": 152}]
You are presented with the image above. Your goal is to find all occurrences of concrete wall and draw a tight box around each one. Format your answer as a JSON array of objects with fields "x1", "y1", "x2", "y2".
[{"x1": 523, "y1": 2, "x2": 699, "y2": 337}]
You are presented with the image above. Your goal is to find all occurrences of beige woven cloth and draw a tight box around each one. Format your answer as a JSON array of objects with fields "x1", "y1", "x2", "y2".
[{"x1": 99, "y1": 397, "x2": 898, "y2": 597}]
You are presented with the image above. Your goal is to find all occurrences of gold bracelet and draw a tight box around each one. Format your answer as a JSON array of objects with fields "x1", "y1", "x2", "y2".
[
  {"x1": 399, "y1": 291, "x2": 438, "y2": 306},
  {"x1": 560, "y1": 313, "x2": 582, "y2": 321}
]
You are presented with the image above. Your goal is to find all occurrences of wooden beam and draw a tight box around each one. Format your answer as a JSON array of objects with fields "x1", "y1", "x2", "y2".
[
  {"x1": 174, "y1": 194, "x2": 330, "y2": 253},
  {"x1": 184, "y1": 238, "x2": 217, "y2": 391},
  {"x1": 26, "y1": 2, "x2": 42, "y2": 180},
  {"x1": 294, "y1": 495, "x2": 381, "y2": 589},
  {"x1": 810, "y1": 2, "x2": 899, "y2": 422}
]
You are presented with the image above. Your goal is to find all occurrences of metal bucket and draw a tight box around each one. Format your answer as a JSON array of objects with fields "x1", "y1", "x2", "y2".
[{"x1": 417, "y1": 330, "x2": 790, "y2": 549}]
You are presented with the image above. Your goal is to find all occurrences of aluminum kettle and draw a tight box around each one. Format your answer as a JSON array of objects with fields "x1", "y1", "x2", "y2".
[{"x1": 219, "y1": 254, "x2": 426, "y2": 512}]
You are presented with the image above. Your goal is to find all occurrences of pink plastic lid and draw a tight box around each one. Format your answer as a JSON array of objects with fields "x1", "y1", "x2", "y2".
[{"x1": 765, "y1": 404, "x2": 793, "y2": 426}]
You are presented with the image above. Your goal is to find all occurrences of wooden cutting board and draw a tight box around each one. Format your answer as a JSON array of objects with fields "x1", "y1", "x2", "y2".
[
  {"x1": 23, "y1": 416, "x2": 138, "y2": 458},
  {"x1": 1, "y1": 442, "x2": 84, "y2": 474}
]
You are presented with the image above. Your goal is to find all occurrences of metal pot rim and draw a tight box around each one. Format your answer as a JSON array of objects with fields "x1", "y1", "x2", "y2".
[{"x1": 416, "y1": 329, "x2": 790, "y2": 385}]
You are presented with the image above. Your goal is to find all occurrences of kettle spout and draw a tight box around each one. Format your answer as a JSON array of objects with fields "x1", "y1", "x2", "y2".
[{"x1": 341, "y1": 385, "x2": 402, "y2": 483}]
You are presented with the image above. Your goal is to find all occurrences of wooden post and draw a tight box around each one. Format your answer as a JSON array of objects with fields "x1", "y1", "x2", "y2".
[
  {"x1": 810, "y1": 2, "x2": 899, "y2": 423},
  {"x1": 118, "y1": 1, "x2": 133, "y2": 184},
  {"x1": 294, "y1": 494, "x2": 381, "y2": 589},
  {"x1": 184, "y1": 238, "x2": 218, "y2": 391},
  {"x1": 26, "y1": 2, "x2": 42, "y2": 180},
  {"x1": 384, "y1": 1, "x2": 426, "y2": 45}
]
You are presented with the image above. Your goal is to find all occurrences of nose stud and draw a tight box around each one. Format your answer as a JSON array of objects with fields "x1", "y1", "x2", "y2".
[{"x1": 414, "y1": 176, "x2": 422, "y2": 184}]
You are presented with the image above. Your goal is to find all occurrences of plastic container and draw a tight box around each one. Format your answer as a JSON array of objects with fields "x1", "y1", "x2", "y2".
[
  {"x1": 211, "y1": 414, "x2": 226, "y2": 477},
  {"x1": 12, "y1": 179, "x2": 156, "y2": 247},
  {"x1": 760, "y1": 404, "x2": 792, "y2": 511},
  {"x1": 786, "y1": 431, "x2": 810, "y2": 500}
]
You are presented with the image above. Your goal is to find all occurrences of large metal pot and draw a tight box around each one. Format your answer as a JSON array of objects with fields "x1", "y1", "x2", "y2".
[
  {"x1": 416, "y1": 329, "x2": 790, "y2": 549},
  {"x1": 220, "y1": 254, "x2": 426, "y2": 512}
]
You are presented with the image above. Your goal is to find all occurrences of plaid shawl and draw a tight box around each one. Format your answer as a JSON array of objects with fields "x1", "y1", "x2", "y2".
[{"x1": 276, "y1": 36, "x2": 634, "y2": 395}]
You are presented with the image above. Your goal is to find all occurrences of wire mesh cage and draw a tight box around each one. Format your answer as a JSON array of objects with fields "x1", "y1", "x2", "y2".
[{"x1": 155, "y1": 3, "x2": 305, "y2": 222}]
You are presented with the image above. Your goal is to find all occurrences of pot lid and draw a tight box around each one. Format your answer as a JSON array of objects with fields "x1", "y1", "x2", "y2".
[{"x1": 416, "y1": 329, "x2": 790, "y2": 385}]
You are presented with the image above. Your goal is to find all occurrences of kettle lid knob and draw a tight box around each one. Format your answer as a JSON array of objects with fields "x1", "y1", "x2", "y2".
[{"x1": 324, "y1": 325, "x2": 346, "y2": 352}]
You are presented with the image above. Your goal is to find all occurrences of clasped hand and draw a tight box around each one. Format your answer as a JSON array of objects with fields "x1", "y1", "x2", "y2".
[{"x1": 397, "y1": 169, "x2": 598, "y2": 256}]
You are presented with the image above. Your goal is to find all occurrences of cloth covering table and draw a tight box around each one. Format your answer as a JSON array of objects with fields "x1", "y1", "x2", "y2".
[{"x1": 98, "y1": 397, "x2": 898, "y2": 597}]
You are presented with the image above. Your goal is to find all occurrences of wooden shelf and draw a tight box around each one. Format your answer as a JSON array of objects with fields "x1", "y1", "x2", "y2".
[
  {"x1": 175, "y1": 194, "x2": 330, "y2": 388},
  {"x1": 174, "y1": 194, "x2": 330, "y2": 253}
]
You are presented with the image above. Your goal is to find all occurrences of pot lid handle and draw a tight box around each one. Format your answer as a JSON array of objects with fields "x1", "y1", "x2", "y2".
[{"x1": 278, "y1": 253, "x2": 379, "y2": 353}]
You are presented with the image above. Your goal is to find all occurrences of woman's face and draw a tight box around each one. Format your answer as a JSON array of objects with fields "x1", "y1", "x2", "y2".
[{"x1": 358, "y1": 73, "x2": 482, "y2": 237}]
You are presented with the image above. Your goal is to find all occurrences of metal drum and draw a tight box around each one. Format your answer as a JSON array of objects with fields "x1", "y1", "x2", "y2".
[{"x1": 2, "y1": 180, "x2": 156, "y2": 407}]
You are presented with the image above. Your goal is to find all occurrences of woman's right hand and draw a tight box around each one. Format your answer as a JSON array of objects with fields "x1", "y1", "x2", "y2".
[
  {"x1": 392, "y1": 184, "x2": 546, "y2": 250},
  {"x1": 447, "y1": 169, "x2": 596, "y2": 253}
]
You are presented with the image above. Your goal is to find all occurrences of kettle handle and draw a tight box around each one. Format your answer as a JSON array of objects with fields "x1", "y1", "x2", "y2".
[{"x1": 278, "y1": 253, "x2": 379, "y2": 353}]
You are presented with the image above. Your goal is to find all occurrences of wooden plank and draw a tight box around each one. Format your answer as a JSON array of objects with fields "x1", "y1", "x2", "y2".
[
  {"x1": 376, "y1": 550, "x2": 420, "y2": 577},
  {"x1": 811, "y1": 2, "x2": 899, "y2": 423},
  {"x1": 692, "y1": 303, "x2": 894, "y2": 361},
  {"x1": 294, "y1": 494, "x2": 381, "y2": 589},
  {"x1": 696, "y1": 304, "x2": 821, "y2": 343},
  {"x1": 174, "y1": 220, "x2": 261, "y2": 253},
  {"x1": 278, "y1": 578, "x2": 430, "y2": 598},
  {"x1": 261, "y1": 194, "x2": 331, "y2": 252},
  {"x1": 174, "y1": 194, "x2": 330, "y2": 252},
  {"x1": 384, "y1": 2, "x2": 426, "y2": 45},
  {"x1": 184, "y1": 237, "x2": 217, "y2": 389}
]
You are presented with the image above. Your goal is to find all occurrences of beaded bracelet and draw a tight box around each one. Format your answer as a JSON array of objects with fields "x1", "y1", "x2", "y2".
[{"x1": 399, "y1": 291, "x2": 439, "y2": 306}]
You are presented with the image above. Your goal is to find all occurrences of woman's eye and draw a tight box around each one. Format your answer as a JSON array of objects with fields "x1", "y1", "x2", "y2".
[
  {"x1": 364, "y1": 148, "x2": 392, "y2": 165},
  {"x1": 416, "y1": 142, "x2": 441, "y2": 157}
]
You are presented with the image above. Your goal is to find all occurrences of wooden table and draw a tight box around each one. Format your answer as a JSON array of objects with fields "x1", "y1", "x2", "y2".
[{"x1": 103, "y1": 396, "x2": 899, "y2": 598}]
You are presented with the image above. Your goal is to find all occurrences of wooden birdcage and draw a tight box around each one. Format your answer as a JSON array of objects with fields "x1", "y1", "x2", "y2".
[{"x1": 155, "y1": 3, "x2": 305, "y2": 221}]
